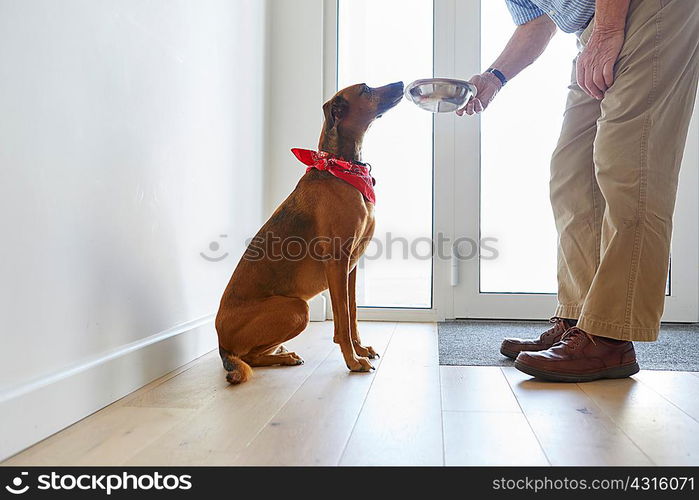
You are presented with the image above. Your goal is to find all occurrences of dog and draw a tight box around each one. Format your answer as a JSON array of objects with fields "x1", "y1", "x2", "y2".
[{"x1": 215, "y1": 81, "x2": 404, "y2": 384}]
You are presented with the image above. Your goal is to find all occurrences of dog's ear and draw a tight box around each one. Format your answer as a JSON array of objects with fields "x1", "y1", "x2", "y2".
[{"x1": 323, "y1": 95, "x2": 349, "y2": 129}]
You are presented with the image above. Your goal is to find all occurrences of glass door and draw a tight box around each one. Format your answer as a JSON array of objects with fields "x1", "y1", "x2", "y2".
[
  {"x1": 328, "y1": 0, "x2": 698, "y2": 322},
  {"x1": 335, "y1": 0, "x2": 434, "y2": 311},
  {"x1": 449, "y1": 1, "x2": 699, "y2": 322}
]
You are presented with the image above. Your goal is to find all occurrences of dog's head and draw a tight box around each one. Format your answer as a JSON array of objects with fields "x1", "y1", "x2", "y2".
[{"x1": 321, "y1": 81, "x2": 404, "y2": 144}]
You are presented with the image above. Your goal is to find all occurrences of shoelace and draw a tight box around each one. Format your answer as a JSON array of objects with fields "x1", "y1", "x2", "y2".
[
  {"x1": 543, "y1": 317, "x2": 570, "y2": 340},
  {"x1": 559, "y1": 327, "x2": 596, "y2": 349}
]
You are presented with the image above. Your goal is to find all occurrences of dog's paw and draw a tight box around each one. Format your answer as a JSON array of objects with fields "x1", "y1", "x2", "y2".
[
  {"x1": 346, "y1": 356, "x2": 374, "y2": 372},
  {"x1": 287, "y1": 352, "x2": 305, "y2": 365},
  {"x1": 355, "y1": 345, "x2": 379, "y2": 359},
  {"x1": 277, "y1": 352, "x2": 304, "y2": 366}
]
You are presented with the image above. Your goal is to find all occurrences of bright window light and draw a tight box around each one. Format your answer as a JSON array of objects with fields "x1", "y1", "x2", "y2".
[
  {"x1": 480, "y1": 2, "x2": 577, "y2": 294},
  {"x1": 338, "y1": 0, "x2": 434, "y2": 308}
]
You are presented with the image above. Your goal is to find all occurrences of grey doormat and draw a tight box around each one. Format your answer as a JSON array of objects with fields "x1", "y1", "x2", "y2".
[{"x1": 438, "y1": 320, "x2": 699, "y2": 371}]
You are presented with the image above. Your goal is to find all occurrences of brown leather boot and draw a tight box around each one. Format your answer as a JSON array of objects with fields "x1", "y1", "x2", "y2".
[
  {"x1": 500, "y1": 318, "x2": 574, "y2": 359},
  {"x1": 514, "y1": 327, "x2": 640, "y2": 382}
]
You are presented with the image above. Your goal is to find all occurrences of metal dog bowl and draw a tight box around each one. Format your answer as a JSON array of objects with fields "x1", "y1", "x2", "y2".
[{"x1": 405, "y1": 78, "x2": 477, "y2": 113}]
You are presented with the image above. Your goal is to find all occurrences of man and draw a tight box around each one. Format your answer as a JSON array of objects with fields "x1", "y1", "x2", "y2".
[{"x1": 458, "y1": 0, "x2": 699, "y2": 382}]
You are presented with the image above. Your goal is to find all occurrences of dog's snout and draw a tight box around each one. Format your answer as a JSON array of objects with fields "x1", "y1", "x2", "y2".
[
  {"x1": 388, "y1": 82, "x2": 404, "y2": 101},
  {"x1": 371, "y1": 81, "x2": 404, "y2": 117},
  {"x1": 380, "y1": 81, "x2": 404, "y2": 93}
]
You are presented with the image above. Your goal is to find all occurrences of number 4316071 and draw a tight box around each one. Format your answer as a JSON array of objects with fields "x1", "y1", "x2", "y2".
[{"x1": 630, "y1": 477, "x2": 694, "y2": 491}]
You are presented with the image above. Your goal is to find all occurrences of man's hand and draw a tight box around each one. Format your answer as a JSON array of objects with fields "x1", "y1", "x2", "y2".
[
  {"x1": 457, "y1": 15, "x2": 556, "y2": 116},
  {"x1": 456, "y1": 72, "x2": 503, "y2": 116},
  {"x1": 576, "y1": 26, "x2": 625, "y2": 99}
]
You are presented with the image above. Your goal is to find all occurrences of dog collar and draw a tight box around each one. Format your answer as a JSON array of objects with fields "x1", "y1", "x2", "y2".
[{"x1": 291, "y1": 148, "x2": 376, "y2": 204}]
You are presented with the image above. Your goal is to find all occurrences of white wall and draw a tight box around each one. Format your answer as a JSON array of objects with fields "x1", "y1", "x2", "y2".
[
  {"x1": 0, "y1": 0, "x2": 267, "y2": 460},
  {"x1": 264, "y1": 0, "x2": 325, "y2": 213},
  {"x1": 263, "y1": 0, "x2": 333, "y2": 318}
]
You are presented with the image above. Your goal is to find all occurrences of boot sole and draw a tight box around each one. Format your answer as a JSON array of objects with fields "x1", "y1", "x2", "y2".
[
  {"x1": 499, "y1": 346, "x2": 520, "y2": 360},
  {"x1": 514, "y1": 360, "x2": 640, "y2": 383},
  {"x1": 500, "y1": 344, "x2": 551, "y2": 360}
]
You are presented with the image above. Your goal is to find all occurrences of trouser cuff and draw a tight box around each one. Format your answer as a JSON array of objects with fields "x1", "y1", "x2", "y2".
[
  {"x1": 554, "y1": 303, "x2": 582, "y2": 320},
  {"x1": 577, "y1": 315, "x2": 659, "y2": 342}
]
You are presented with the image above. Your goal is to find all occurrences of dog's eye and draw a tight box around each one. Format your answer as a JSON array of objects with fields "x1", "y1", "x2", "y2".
[{"x1": 360, "y1": 84, "x2": 370, "y2": 95}]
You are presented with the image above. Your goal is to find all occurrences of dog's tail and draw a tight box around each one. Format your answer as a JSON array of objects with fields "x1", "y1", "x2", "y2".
[{"x1": 219, "y1": 347, "x2": 253, "y2": 385}]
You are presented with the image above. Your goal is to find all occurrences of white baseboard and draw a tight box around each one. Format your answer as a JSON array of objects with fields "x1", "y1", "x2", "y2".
[{"x1": 0, "y1": 316, "x2": 217, "y2": 462}]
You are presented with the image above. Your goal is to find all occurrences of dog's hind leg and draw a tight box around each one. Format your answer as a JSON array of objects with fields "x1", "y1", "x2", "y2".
[
  {"x1": 243, "y1": 350, "x2": 305, "y2": 367},
  {"x1": 217, "y1": 296, "x2": 310, "y2": 382}
]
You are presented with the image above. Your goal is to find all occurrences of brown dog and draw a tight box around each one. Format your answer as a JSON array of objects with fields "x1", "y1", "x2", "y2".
[{"x1": 215, "y1": 81, "x2": 404, "y2": 384}]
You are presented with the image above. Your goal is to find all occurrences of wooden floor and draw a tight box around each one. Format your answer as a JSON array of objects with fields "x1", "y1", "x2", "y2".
[{"x1": 5, "y1": 322, "x2": 699, "y2": 466}]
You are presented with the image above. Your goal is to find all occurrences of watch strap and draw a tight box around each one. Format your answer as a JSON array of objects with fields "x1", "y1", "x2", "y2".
[{"x1": 486, "y1": 68, "x2": 507, "y2": 87}]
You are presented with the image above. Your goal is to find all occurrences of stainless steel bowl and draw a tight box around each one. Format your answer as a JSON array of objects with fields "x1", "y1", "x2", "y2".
[{"x1": 405, "y1": 78, "x2": 477, "y2": 113}]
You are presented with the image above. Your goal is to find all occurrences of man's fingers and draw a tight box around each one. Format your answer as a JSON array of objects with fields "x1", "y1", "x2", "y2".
[
  {"x1": 455, "y1": 76, "x2": 496, "y2": 116},
  {"x1": 456, "y1": 96, "x2": 474, "y2": 116},
  {"x1": 592, "y1": 67, "x2": 608, "y2": 95},
  {"x1": 578, "y1": 56, "x2": 603, "y2": 99},
  {"x1": 584, "y1": 69, "x2": 596, "y2": 98},
  {"x1": 577, "y1": 30, "x2": 624, "y2": 99},
  {"x1": 457, "y1": 97, "x2": 484, "y2": 116},
  {"x1": 585, "y1": 67, "x2": 603, "y2": 100},
  {"x1": 602, "y1": 61, "x2": 615, "y2": 88},
  {"x1": 576, "y1": 58, "x2": 588, "y2": 95}
]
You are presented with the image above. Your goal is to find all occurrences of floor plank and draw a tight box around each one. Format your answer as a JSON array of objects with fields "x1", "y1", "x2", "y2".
[
  {"x1": 503, "y1": 368, "x2": 652, "y2": 465},
  {"x1": 114, "y1": 350, "x2": 221, "y2": 409},
  {"x1": 440, "y1": 366, "x2": 520, "y2": 413},
  {"x1": 125, "y1": 351, "x2": 229, "y2": 410},
  {"x1": 340, "y1": 323, "x2": 443, "y2": 466},
  {"x1": 633, "y1": 371, "x2": 699, "y2": 422},
  {"x1": 4, "y1": 406, "x2": 195, "y2": 466},
  {"x1": 232, "y1": 323, "x2": 395, "y2": 465},
  {"x1": 3, "y1": 349, "x2": 217, "y2": 465},
  {"x1": 125, "y1": 322, "x2": 339, "y2": 465},
  {"x1": 5, "y1": 321, "x2": 698, "y2": 467},
  {"x1": 440, "y1": 366, "x2": 547, "y2": 465},
  {"x1": 579, "y1": 375, "x2": 699, "y2": 465},
  {"x1": 443, "y1": 411, "x2": 549, "y2": 466}
]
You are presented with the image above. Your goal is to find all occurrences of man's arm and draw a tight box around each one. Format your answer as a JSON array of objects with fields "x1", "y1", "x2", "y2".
[
  {"x1": 458, "y1": 15, "x2": 557, "y2": 115},
  {"x1": 491, "y1": 14, "x2": 558, "y2": 82},
  {"x1": 576, "y1": 0, "x2": 631, "y2": 99}
]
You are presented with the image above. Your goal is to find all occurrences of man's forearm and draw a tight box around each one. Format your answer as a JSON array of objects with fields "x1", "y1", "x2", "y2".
[
  {"x1": 594, "y1": 0, "x2": 631, "y2": 33},
  {"x1": 490, "y1": 15, "x2": 557, "y2": 81}
]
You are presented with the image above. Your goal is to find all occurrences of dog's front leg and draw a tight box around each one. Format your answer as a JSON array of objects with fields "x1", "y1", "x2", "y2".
[
  {"x1": 325, "y1": 259, "x2": 374, "y2": 372},
  {"x1": 348, "y1": 267, "x2": 378, "y2": 359}
]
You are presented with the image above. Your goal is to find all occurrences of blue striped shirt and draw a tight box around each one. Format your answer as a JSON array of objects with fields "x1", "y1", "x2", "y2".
[{"x1": 505, "y1": 0, "x2": 595, "y2": 33}]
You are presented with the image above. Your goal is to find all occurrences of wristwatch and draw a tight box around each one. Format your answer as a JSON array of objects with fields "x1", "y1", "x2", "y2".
[{"x1": 486, "y1": 68, "x2": 508, "y2": 87}]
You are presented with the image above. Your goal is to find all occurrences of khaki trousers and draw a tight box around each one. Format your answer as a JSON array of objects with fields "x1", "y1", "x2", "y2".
[{"x1": 550, "y1": 0, "x2": 699, "y2": 341}]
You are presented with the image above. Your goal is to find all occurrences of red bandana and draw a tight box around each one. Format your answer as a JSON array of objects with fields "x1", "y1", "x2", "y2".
[{"x1": 291, "y1": 148, "x2": 376, "y2": 204}]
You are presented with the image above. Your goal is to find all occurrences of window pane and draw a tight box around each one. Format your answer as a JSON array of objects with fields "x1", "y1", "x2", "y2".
[
  {"x1": 480, "y1": 3, "x2": 576, "y2": 293},
  {"x1": 338, "y1": 0, "x2": 433, "y2": 307}
]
